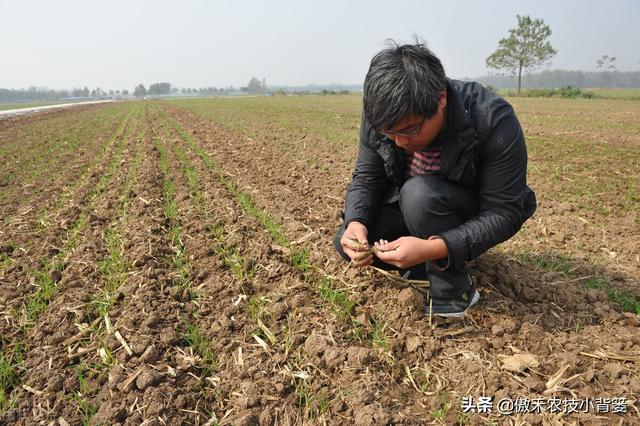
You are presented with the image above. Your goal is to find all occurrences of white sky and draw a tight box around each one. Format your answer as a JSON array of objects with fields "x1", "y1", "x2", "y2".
[{"x1": 2, "y1": 0, "x2": 639, "y2": 90}]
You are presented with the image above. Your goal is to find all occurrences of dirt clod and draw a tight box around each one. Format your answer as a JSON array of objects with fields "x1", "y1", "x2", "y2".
[
  {"x1": 304, "y1": 333, "x2": 328, "y2": 357},
  {"x1": 136, "y1": 368, "x2": 161, "y2": 390},
  {"x1": 603, "y1": 362, "x2": 624, "y2": 379},
  {"x1": 159, "y1": 327, "x2": 179, "y2": 345},
  {"x1": 397, "y1": 287, "x2": 425, "y2": 311},
  {"x1": 499, "y1": 352, "x2": 539, "y2": 373},
  {"x1": 50, "y1": 269, "x2": 62, "y2": 283},
  {"x1": 354, "y1": 404, "x2": 390, "y2": 426},
  {"x1": 94, "y1": 401, "x2": 127, "y2": 424},
  {"x1": 47, "y1": 375, "x2": 65, "y2": 392},
  {"x1": 405, "y1": 335, "x2": 422, "y2": 352}
]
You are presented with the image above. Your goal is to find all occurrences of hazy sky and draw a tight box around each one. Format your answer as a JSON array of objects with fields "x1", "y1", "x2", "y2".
[{"x1": 2, "y1": 0, "x2": 639, "y2": 90}]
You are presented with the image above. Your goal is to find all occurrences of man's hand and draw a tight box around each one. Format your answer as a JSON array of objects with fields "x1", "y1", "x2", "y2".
[
  {"x1": 340, "y1": 221, "x2": 373, "y2": 267},
  {"x1": 373, "y1": 236, "x2": 448, "y2": 269}
]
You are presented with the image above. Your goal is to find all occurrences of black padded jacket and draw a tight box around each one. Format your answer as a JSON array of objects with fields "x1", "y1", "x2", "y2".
[{"x1": 343, "y1": 78, "x2": 537, "y2": 270}]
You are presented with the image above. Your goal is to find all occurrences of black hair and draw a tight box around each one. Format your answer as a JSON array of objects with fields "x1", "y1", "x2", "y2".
[{"x1": 363, "y1": 39, "x2": 446, "y2": 131}]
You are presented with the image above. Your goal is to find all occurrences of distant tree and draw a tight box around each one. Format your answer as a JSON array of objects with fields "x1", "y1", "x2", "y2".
[
  {"x1": 133, "y1": 84, "x2": 147, "y2": 97},
  {"x1": 247, "y1": 77, "x2": 265, "y2": 94},
  {"x1": 596, "y1": 55, "x2": 617, "y2": 70},
  {"x1": 148, "y1": 82, "x2": 172, "y2": 95},
  {"x1": 486, "y1": 15, "x2": 557, "y2": 94},
  {"x1": 122, "y1": 89, "x2": 129, "y2": 96},
  {"x1": 83, "y1": 86, "x2": 90, "y2": 97}
]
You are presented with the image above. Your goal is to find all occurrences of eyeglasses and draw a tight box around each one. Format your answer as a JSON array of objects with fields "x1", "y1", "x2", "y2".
[{"x1": 380, "y1": 117, "x2": 428, "y2": 139}]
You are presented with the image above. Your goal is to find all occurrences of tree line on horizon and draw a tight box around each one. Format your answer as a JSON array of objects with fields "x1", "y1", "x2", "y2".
[
  {"x1": 475, "y1": 70, "x2": 640, "y2": 89},
  {"x1": 0, "y1": 86, "x2": 130, "y2": 103},
  {"x1": 0, "y1": 77, "x2": 270, "y2": 103}
]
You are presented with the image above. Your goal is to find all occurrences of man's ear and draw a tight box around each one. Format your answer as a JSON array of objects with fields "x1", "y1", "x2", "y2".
[{"x1": 439, "y1": 90, "x2": 447, "y2": 110}]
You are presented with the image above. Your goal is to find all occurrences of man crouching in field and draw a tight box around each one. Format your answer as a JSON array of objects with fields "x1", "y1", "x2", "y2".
[{"x1": 334, "y1": 41, "x2": 537, "y2": 317}]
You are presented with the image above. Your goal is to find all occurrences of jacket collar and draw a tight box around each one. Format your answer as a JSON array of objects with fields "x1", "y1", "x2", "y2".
[{"x1": 445, "y1": 78, "x2": 473, "y2": 136}]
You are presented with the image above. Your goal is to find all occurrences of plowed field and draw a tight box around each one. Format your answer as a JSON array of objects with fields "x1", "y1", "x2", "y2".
[{"x1": 1, "y1": 95, "x2": 638, "y2": 425}]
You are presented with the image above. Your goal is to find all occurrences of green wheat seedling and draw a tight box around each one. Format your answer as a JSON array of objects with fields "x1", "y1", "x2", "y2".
[
  {"x1": 170, "y1": 95, "x2": 360, "y2": 164},
  {"x1": 223, "y1": 247, "x2": 254, "y2": 281},
  {"x1": 248, "y1": 295, "x2": 269, "y2": 324},
  {"x1": 155, "y1": 138, "x2": 179, "y2": 221},
  {"x1": 317, "y1": 278, "x2": 355, "y2": 319},
  {"x1": 23, "y1": 209, "x2": 88, "y2": 326},
  {"x1": 282, "y1": 315, "x2": 297, "y2": 359},
  {"x1": 66, "y1": 362, "x2": 97, "y2": 426},
  {"x1": 172, "y1": 141, "x2": 201, "y2": 201},
  {"x1": 162, "y1": 109, "x2": 399, "y2": 371},
  {"x1": 586, "y1": 275, "x2": 640, "y2": 314},
  {"x1": 154, "y1": 135, "x2": 198, "y2": 298},
  {"x1": 370, "y1": 318, "x2": 394, "y2": 364},
  {"x1": 515, "y1": 250, "x2": 640, "y2": 314},
  {"x1": 0, "y1": 344, "x2": 25, "y2": 413},
  {"x1": 291, "y1": 248, "x2": 310, "y2": 272},
  {"x1": 204, "y1": 222, "x2": 257, "y2": 286},
  {"x1": 117, "y1": 120, "x2": 146, "y2": 217},
  {"x1": 430, "y1": 391, "x2": 452, "y2": 422},
  {"x1": 247, "y1": 295, "x2": 278, "y2": 344},
  {"x1": 161, "y1": 122, "x2": 260, "y2": 289},
  {"x1": 24, "y1": 266, "x2": 58, "y2": 323},
  {"x1": 153, "y1": 118, "x2": 258, "y2": 290},
  {"x1": 163, "y1": 119, "x2": 252, "y2": 294},
  {"x1": 288, "y1": 357, "x2": 330, "y2": 419},
  {"x1": 89, "y1": 116, "x2": 135, "y2": 202},
  {"x1": 0, "y1": 251, "x2": 15, "y2": 272},
  {"x1": 94, "y1": 228, "x2": 129, "y2": 316},
  {"x1": 184, "y1": 321, "x2": 217, "y2": 377}
]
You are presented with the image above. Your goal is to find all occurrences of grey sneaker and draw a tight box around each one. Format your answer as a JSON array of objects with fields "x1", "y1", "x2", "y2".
[
  {"x1": 403, "y1": 268, "x2": 480, "y2": 317},
  {"x1": 426, "y1": 286, "x2": 480, "y2": 318}
]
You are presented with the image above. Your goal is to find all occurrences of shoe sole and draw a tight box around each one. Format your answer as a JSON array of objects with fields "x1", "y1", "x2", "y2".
[{"x1": 431, "y1": 290, "x2": 480, "y2": 318}]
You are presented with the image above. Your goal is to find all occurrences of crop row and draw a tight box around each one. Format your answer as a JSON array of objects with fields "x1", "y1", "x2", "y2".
[{"x1": 0, "y1": 105, "x2": 144, "y2": 418}]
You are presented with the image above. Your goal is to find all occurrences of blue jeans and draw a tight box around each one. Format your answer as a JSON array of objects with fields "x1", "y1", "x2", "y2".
[{"x1": 333, "y1": 175, "x2": 479, "y2": 296}]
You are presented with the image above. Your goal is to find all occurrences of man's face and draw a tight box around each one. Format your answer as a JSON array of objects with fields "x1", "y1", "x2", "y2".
[{"x1": 381, "y1": 90, "x2": 447, "y2": 152}]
